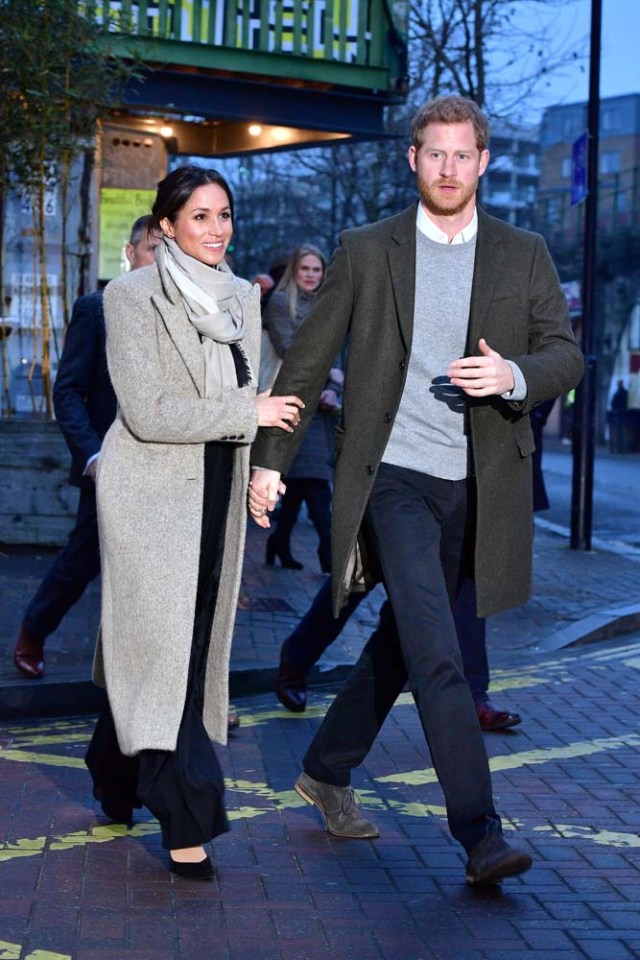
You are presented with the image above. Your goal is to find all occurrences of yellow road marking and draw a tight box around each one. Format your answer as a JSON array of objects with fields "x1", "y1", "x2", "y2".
[
  {"x1": 377, "y1": 732, "x2": 640, "y2": 785},
  {"x1": 0, "y1": 941, "x2": 71, "y2": 959},
  {"x1": 0, "y1": 748, "x2": 85, "y2": 769},
  {"x1": 535, "y1": 824, "x2": 640, "y2": 848}
]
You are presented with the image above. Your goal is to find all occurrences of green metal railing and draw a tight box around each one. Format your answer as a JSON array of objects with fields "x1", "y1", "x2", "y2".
[{"x1": 82, "y1": 0, "x2": 407, "y2": 92}]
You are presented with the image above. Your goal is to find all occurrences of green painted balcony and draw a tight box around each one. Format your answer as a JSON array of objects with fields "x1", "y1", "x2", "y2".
[
  {"x1": 84, "y1": 1, "x2": 408, "y2": 154},
  {"x1": 90, "y1": 0, "x2": 408, "y2": 93}
]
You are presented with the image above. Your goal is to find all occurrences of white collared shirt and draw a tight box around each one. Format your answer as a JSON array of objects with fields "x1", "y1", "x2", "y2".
[{"x1": 417, "y1": 204, "x2": 478, "y2": 245}]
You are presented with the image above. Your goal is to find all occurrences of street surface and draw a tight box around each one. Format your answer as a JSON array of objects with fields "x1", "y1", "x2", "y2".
[
  {"x1": 540, "y1": 445, "x2": 640, "y2": 553},
  {"x1": 1, "y1": 440, "x2": 639, "y2": 959},
  {"x1": 2, "y1": 630, "x2": 640, "y2": 959}
]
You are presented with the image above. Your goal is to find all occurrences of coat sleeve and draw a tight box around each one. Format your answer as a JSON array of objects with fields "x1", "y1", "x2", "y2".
[
  {"x1": 103, "y1": 276, "x2": 259, "y2": 445},
  {"x1": 251, "y1": 238, "x2": 355, "y2": 475},
  {"x1": 509, "y1": 236, "x2": 584, "y2": 407},
  {"x1": 52, "y1": 293, "x2": 104, "y2": 470},
  {"x1": 263, "y1": 291, "x2": 297, "y2": 358}
]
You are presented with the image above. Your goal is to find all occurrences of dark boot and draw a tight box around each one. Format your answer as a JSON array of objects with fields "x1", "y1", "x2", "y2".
[
  {"x1": 14, "y1": 626, "x2": 45, "y2": 679},
  {"x1": 275, "y1": 655, "x2": 308, "y2": 712}
]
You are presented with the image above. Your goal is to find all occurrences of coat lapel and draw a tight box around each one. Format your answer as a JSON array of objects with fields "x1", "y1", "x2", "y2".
[
  {"x1": 468, "y1": 209, "x2": 505, "y2": 352},
  {"x1": 152, "y1": 291, "x2": 206, "y2": 396},
  {"x1": 153, "y1": 255, "x2": 208, "y2": 396},
  {"x1": 387, "y1": 204, "x2": 418, "y2": 352}
]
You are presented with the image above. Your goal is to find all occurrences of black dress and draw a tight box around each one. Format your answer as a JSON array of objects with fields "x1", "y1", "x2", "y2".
[{"x1": 86, "y1": 344, "x2": 247, "y2": 850}]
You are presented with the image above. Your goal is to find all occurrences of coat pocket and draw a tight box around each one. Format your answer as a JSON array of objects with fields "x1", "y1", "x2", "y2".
[{"x1": 513, "y1": 417, "x2": 535, "y2": 457}]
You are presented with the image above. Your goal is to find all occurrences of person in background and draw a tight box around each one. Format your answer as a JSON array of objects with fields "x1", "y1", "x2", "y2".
[
  {"x1": 85, "y1": 165, "x2": 303, "y2": 881},
  {"x1": 249, "y1": 95, "x2": 583, "y2": 885},
  {"x1": 609, "y1": 379, "x2": 628, "y2": 454},
  {"x1": 262, "y1": 244, "x2": 341, "y2": 573},
  {"x1": 275, "y1": 575, "x2": 521, "y2": 731},
  {"x1": 12, "y1": 216, "x2": 161, "y2": 680},
  {"x1": 251, "y1": 273, "x2": 275, "y2": 304}
]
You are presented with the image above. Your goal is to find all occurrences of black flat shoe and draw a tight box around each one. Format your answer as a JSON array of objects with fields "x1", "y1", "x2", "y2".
[{"x1": 169, "y1": 854, "x2": 214, "y2": 881}]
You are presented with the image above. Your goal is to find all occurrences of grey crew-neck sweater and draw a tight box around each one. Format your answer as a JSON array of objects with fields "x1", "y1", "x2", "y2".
[{"x1": 382, "y1": 229, "x2": 477, "y2": 480}]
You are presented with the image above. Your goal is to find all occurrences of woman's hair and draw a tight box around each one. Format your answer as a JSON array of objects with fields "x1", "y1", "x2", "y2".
[
  {"x1": 151, "y1": 165, "x2": 234, "y2": 229},
  {"x1": 276, "y1": 243, "x2": 327, "y2": 320}
]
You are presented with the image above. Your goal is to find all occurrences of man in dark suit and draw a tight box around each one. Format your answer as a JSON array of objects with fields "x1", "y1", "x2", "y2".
[
  {"x1": 249, "y1": 95, "x2": 583, "y2": 885},
  {"x1": 13, "y1": 216, "x2": 161, "y2": 679}
]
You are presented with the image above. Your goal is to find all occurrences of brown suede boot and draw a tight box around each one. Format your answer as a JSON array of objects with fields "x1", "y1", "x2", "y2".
[{"x1": 14, "y1": 626, "x2": 45, "y2": 679}]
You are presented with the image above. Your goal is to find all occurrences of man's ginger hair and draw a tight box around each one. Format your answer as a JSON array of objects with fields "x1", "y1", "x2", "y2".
[{"x1": 411, "y1": 95, "x2": 490, "y2": 153}]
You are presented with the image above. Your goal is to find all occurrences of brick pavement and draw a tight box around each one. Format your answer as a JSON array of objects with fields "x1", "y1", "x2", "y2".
[
  {"x1": 2, "y1": 510, "x2": 640, "y2": 716},
  {"x1": 2, "y1": 447, "x2": 640, "y2": 956},
  {"x1": 2, "y1": 633, "x2": 640, "y2": 958}
]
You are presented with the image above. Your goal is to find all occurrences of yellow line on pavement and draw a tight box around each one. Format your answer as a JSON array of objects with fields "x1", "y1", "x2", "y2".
[
  {"x1": 535, "y1": 823, "x2": 640, "y2": 848},
  {"x1": 376, "y1": 732, "x2": 640, "y2": 785},
  {"x1": 0, "y1": 748, "x2": 85, "y2": 769},
  {"x1": 0, "y1": 822, "x2": 160, "y2": 863},
  {"x1": 6, "y1": 734, "x2": 90, "y2": 748},
  {"x1": 0, "y1": 942, "x2": 72, "y2": 960}
]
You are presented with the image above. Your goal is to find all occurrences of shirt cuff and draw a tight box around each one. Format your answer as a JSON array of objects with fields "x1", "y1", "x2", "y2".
[
  {"x1": 83, "y1": 452, "x2": 100, "y2": 475},
  {"x1": 502, "y1": 362, "x2": 527, "y2": 402}
]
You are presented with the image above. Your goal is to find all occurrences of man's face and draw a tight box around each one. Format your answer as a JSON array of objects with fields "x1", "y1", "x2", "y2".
[
  {"x1": 126, "y1": 229, "x2": 162, "y2": 270},
  {"x1": 407, "y1": 120, "x2": 489, "y2": 219}
]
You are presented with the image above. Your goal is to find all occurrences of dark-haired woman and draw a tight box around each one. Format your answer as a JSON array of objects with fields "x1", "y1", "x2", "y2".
[{"x1": 85, "y1": 165, "x2": 303, "y2": 880}]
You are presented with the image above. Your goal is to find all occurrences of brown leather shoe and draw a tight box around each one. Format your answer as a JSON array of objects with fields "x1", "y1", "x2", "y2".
[
  {"x1": 476, "y1": 700, "x2": 521, "y2": 732},
  {"x1": 14, "y1": 626, "x2": 45, "y2": 679},
  {"x1": 466, "y1": 831, "x2": 532, "y2": 884},
  {"x1": 275, "y1": 658, "x2": 307, "y2": 713}
]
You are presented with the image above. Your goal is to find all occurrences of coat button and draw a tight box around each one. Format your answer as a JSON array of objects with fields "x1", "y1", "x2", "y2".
[
  {"x1": 365, "y1": 465, "x2": 374, "y2": 475},
  {"x1": 399, "y1": 359, "x2": 406, "y2": 370},
  {"x1": 221, "y1": 435, "x2": 228, "y2": 440},
  {"x1": 238, "y1": 434, "x2": 245, "y2": 440},
  {"x1": 383, "y1": 413, "x2": 391, "y2": 423}
]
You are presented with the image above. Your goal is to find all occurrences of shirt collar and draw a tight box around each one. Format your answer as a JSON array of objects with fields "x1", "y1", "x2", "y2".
[{"x1": 416, "y1": 203, "x2": 478, "y2": 245}]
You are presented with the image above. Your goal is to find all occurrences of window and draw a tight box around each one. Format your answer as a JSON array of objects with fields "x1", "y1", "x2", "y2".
[
  {"x1": 601, "y1": 151, "x2": 621, "y2": 174},
  {"x1": 561, "y1": 157, "x2": 572, "y2": 178}
]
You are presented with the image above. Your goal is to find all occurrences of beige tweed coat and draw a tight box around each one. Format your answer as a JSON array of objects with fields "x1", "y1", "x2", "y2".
[{"x1": 93, "y1": 257, "x2": 261, "y2": 756}]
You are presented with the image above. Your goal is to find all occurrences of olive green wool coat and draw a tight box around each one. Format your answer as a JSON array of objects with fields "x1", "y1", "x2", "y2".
[
  {"x1": 251, "y1": 205, "x2": 584, "y2": 619},
  {"x1": 94, "y1": 259, "x2": 261, "y2": 756}
]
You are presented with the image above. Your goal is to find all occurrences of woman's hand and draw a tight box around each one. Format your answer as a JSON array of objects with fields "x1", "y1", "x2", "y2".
[
  {"x1": 248, "y1": 470, "x2": 285, "y2": 527},
  {"x1": 255, "y1": 390, "x2": 304, "y2": 432}
]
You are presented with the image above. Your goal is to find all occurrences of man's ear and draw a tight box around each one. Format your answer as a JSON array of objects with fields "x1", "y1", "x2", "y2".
[
  {"x1": 124, "y1": 243, "x2": 134, "y2": 267},
  {"x1": 407, "y1": 144, "x2": 417, "y2": 173}
]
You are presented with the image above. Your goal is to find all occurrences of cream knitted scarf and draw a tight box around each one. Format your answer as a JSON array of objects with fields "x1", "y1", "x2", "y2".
[{"x1": 162, "y1": 236, "x2": 249, "y2": 397}]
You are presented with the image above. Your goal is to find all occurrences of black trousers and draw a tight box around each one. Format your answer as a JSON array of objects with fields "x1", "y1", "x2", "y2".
[
  {"x1": 271, "y1": 478, "x2": 332, "y2": 570},
  {"x1": 303, "y1": 462, "x2": 500, "y2": 851},
  {"x1": 23, "y1": 486, "x2": 101, "y2": 642},
  {"x1": 281, "y1": 573, "x2": 489, "y2": 703},
  {"x1": 86, "y1": 442, "x2": 232, "y2": 850}
]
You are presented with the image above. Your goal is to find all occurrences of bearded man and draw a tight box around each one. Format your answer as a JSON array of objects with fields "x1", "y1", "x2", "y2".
[{"x1": 249, "y1": 96, "x2": 583, "y2": 885}]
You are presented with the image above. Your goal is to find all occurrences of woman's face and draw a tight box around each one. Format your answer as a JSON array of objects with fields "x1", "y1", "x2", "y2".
[
  {"x1": 161, "y1": 183, "x2": 233, "y2": 266},
  {"x1": 294, "y1": 254, "x2": 324, "y2": 293}
]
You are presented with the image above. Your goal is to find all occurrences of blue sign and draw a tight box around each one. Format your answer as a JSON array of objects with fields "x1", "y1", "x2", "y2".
[{"x1": 571, "y1": 133, "x2": 588, "y2": 206}]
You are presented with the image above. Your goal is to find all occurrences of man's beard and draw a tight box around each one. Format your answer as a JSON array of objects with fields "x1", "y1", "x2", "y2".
[{"x1": 417, "y1": 173, "x2": 478, "y2": 217}]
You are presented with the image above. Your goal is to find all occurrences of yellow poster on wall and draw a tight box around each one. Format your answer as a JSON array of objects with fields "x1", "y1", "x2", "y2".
[{"x1": 98, "y1": 188, "x2": 156, "y2": 280}]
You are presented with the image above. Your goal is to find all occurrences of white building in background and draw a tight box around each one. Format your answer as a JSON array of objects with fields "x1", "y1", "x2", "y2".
[{"x1": 482, "y1": 122, "x2": 540, "y2": 230}]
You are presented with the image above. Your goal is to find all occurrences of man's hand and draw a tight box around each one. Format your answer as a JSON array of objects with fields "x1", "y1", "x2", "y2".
[
  {"x1": 447, "y1": 338, "x2": 515, "y2": 397},
  {"x1": 248, "y1": 468, "x2": 284, "y2": 528},
  {"x1": 86, "y1": 459, "x2": 98, "y2": 482}
]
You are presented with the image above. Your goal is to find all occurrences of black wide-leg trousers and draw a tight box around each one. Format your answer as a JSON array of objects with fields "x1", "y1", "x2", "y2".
[
  {"x1": 86, "y1": 442, "x2": 233, "y2": 850},
  {"x1": 303, "y1": 462, "x2": 500, "y2": 852}
]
